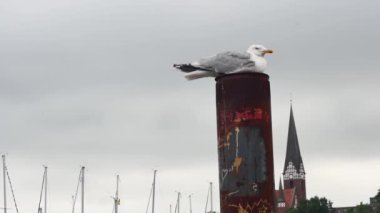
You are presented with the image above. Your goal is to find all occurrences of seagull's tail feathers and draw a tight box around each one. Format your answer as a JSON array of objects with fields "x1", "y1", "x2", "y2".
[
  {"x1": 184, "y1": 71, "x2": 217, "y2": 81},
  {"x1": 173, "y1": 64, "x2": 213, "y2": 73}
]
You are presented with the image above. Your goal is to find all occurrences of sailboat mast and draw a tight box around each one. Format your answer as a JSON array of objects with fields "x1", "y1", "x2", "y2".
[
  {"x1": 2, "y1": 155, "x2": 6, "y2": 213},
  {"x1": 81, "y1": 166, "x2": 85, "y2": 213},
  {"x1": 152, "y1": 170, "x2": 157, "y2": 213},
  {"x1": 189, "y1": 194, "x2": 193, "y2": 213},
  {"x1": 210, "y1": 182, "x2": 213, "y2": 213},
  {"x1": 115, "y1": 175, "x2": 120, "y2": 213},
  {"x1": 177, "y1": 192, "x2": 181, "y2": 213},
  {"x1": 44, "y1": 166, "x2": 47, "y2": 213}
]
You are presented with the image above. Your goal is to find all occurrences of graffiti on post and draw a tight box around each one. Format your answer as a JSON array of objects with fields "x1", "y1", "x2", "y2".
[{"x1": 219, "y1": 126, "x2": 267, "y2": 197}]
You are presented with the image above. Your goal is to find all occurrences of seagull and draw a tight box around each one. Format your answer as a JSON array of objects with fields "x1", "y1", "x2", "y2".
[{"x1": 173, "y1": 44, "x2": 273, "y2": 80}]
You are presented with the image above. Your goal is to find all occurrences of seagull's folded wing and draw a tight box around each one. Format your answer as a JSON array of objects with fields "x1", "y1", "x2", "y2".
[{"x1": 196, "y1": 51, "x2": 251, "y2": 73}]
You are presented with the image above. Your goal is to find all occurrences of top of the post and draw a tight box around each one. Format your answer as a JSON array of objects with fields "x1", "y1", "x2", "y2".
[{"x1": 215, "y1": 72, "x2": 269, "y2": 82}]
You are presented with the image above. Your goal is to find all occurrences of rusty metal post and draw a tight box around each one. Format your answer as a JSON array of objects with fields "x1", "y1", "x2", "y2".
[{"x1": 216, "y1": 72, "x2": 275, "y2": 213}]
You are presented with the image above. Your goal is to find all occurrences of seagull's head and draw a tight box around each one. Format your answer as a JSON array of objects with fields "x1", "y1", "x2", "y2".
[{"x1": 247, "y1": 44, "x2": 273, "y2": 57}]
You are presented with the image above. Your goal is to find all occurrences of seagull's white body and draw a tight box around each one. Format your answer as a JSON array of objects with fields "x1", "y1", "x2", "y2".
[
  {"x1": 245, "y1": 53, "x2": 267, "y2": 73},
  {"x1": 174, "y1": 44, "x2": 273, "y2": 80}
]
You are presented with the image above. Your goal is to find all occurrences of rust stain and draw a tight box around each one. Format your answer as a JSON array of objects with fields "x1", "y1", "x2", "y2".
[{"x1": 233, "y1": 157, "x2": 242, "y2": 173}]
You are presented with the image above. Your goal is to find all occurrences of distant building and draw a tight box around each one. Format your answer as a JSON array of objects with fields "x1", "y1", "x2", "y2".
[
  {"x1": 334, "y1": 205, "x2": 376, "y2": 213},
  {"x1": 331, "y1": 185, "x2": 378, "y2": 212},
  {"x1": 275, "y1": 105, "x2": 306, "y2": 213},
  {"x1": 370, "y1": 194, "x2": 379, "y2": 211},
  {"x1": 334, "y1": 207, "x2": 356, "y2": 213},
  {"x1": 333, "y1": 177, "x2": 379, "y2": 212}
]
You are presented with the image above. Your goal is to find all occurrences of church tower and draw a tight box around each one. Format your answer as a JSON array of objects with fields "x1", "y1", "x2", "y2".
[{"x1": 283, "y1": 105, "x2": 306, "y2": 202}]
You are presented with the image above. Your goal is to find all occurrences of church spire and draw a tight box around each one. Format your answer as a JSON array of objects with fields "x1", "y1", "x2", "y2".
[
  {"x1": 282, "y1": 104, "x2": 306, "y2": 201},
  {"x1": 283, "y1": 104, "x2": 304, "y2": 173},
  {"x1": 278, "y1": 177, "x2": 285, "y2": 202}
]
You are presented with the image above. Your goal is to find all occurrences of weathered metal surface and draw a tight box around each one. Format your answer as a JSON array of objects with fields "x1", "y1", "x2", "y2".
[{"x1": 216, "y1": 72, "x2": 275, "y2": 213}]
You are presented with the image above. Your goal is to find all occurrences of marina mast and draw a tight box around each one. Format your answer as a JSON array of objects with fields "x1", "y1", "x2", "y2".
[
  {"x1": 38, "y1": 166, "x2": 48, "y2": 213},
  {"x1": 2, "y1": 155, "x2": 6, "y2": 213},
  {"x1": 113, "y1": 175, "x2": 120, "y2": 213},
  {"x1": 81, "y1": 166, "x2": 85, "y2": 213},
  {"x1": 152, "y1": 170, "x2": 157, "y2": 213},
  {"x1": 44, "y1": 166, "x2": 47, "y2": 213},
  {"x1": 210, "y1": 182, "x2": 213, "y2": 213}
]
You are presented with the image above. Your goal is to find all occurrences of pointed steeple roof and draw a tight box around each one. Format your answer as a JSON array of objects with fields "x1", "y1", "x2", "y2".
[
  {"x1": 278, "y1": 177, "x2": 285, "y2": 202},
  {"x1": 283, "y1": 105, "x2": 304, "y2": 173}
]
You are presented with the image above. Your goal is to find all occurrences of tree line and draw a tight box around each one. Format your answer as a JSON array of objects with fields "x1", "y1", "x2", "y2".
[{"x1": 286, "y1": 189, "x2": 380, "y2": 213}]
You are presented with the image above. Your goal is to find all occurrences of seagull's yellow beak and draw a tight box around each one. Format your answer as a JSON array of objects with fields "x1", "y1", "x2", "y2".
[{"x1": 263, "y1": 49, "x2": 273, "y2": 54}]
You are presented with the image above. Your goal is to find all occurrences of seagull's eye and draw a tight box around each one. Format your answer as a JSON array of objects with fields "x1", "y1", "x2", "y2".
[{"x1": 254, "y1": 47, "x2": 260, "y2": 50}]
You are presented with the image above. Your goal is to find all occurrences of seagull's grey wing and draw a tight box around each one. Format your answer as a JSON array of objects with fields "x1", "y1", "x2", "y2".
[{"x1": 196, "y1": 51, "x2": 252, "y2": 73}]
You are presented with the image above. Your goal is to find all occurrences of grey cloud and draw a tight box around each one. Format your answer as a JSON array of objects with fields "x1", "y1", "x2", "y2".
[{"x1": 1, "y1": 0, "x2": 380, "y2": 211}]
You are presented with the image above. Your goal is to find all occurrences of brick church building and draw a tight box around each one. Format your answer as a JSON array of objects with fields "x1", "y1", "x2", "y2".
[{"x1": 275, "y1": 105, "x2": 307, "y2": 213}]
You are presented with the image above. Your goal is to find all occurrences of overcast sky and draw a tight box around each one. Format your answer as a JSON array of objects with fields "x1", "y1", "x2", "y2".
[{"x1": 1, "y1": 0, "x2": 380, "y2": 212}]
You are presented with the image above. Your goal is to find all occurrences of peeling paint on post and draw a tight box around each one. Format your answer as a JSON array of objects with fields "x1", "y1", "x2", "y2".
[{"x1": 216, "y1": 72, "x2": 275, "y2": 213}]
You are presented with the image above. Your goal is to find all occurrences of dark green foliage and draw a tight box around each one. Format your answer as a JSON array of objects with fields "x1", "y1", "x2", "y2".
[
  {"x1": 355, "y1": 202, "x2": 370, "y2": 213},
  {"x1": 285, "y1": 190, "x2": 380, "y2": 213},
  {"x1": 375, "y1": 189, "x2": 380, "y2": 213},
  {"x1": 285, "y1": 196, "x2": 332, "y2": 213},
  {"x1": 375, "y1": 189, "x2": 380, "y2": 202},
  {"x1": 285, "y1": 208, "x2": 298, "y2": 213}
]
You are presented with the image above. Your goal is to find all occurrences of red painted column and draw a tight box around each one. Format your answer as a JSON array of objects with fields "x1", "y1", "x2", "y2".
[{"x1": 216, "y1": 72, "x2": 275, "y2": 213}]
